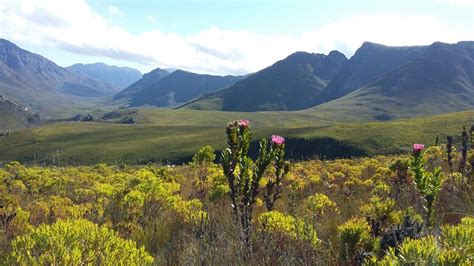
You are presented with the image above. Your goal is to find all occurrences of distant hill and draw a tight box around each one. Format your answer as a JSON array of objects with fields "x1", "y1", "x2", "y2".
[
  {"x1": 0, "y1": 38, "x2": 120, "y2": 117},
  {"x1": 314, "y1": 41, "x2": 474, "y2": 120},
  {"x1": 114, "y1": 68, "x2": 170, "y2": 100},
  {"x1": 67, "y1": 62, "x2": 142, "y2": 89},
  {"x1": 115, "y1": 69, "x2": 243, "y2": 107},
  {"x1": 182, "y1": 51, "x2": 348, "y2": 111},
  {"x1": 0, "y1": 95, "x2": 40, "y2": 130}
]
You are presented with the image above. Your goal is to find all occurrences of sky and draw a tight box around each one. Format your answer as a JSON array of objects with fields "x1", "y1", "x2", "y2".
[{"x1": 1, "y1": 0, "x2": 473, "y2": 75}]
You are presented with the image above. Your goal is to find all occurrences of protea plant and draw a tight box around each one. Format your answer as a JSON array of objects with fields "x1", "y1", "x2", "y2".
[
  {"x1": 220, "y1": 120, "x2": 289, "y2": 246},
  {"x1": 410, "y1": 143, "x2": 444, "y2": 227}
]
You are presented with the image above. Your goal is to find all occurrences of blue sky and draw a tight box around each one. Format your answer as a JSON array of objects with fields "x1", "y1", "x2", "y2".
[
  {"x1": 88, "y1": 0, "x2": 473, "y2": 35},
  {"x1": 1, "y1": 0, "x2": 473, "y2": 75}
]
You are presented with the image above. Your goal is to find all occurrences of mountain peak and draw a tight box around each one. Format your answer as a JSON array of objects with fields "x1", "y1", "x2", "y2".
[{"x1": 328, "y1": 50, "x2": 347, "y2": 60}]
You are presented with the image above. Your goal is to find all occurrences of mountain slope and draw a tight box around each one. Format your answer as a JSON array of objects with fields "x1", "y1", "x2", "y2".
[
  {"x1": 0, "y1": 39, "x2": 120, "y2": 117},
  {"x1": 67, "y1": 62, "x2": 142, "y2": 89},
  {"x1": 117, "y1": 70, "x2": 243, "y2": 107},
  {"x1": 0, "y1": 96, "x2": 40, "y2": 130},
  {"x1": 113, "y1": 68, "x2": 170, "y2": 100},
  {"x1": 183, "y1": 51, "x2": 348, "y2": 111},
  {"x1": 0, "y1": 39, "x2": 119, "y2": 97},
  {"x1": 322, "y1": 42, "x2": 426, "y2": 101},
  {"x1": 315, "y1": 41, "x2": 474, "y2": 120}
]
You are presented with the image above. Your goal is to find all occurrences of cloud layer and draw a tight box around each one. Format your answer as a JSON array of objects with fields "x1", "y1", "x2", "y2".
[{"x1": 1, "y1": 0, "x2": 473, "y2": 75}]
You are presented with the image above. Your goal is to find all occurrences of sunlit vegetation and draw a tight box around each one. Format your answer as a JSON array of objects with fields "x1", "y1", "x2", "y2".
[{"x1": 0, "y1": 122, "x2": 473, "y2": 264}]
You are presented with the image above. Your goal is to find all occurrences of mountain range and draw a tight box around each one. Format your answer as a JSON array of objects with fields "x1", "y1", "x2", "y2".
[
  {"x1": 183, "y1": 41, "x2": 474, "y2": 119},
  {"x1": 1, "y1": 38, "x2": 473, "y2": 124},
  {"x1": 67, "y1": 62, "x2": 142, "y2": 89},
  {"x1": 115, "y1": 69, "x2": 243, "y2": 107},
  {"x1": 313, "y1": 41, "x2": 474, "y2": 120},
  {"x1": 0, "y1": 38, "x2": 121, "y2": 117},
  {"x1": 182, "y1": 50, "x2": 347, "y2": 111}
]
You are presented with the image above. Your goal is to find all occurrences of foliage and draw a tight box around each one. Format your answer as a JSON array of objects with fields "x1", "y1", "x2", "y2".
[
  {"x1": 7, "y1": 219, "x2": 153, "y2": 265},
  {"x1": 379, "y1": 212, "x2": 424, "y2": 253},
  {"x1": 375, "y1": 217, "x2": 474, "y2": 265},
  {"x1": 305, "y1": 193, "x2": 338, "y2": 216},
  {"x1": 257, "y1": 211, "x2": 318, "y2": 247},
  {"x1": 220, "y1": 120, "x2": 289, "y2": 245},
  {"x1": 190, "y1": 145, "x2": 216, "y2": 199},
  {"x1": 0, "y1": 121, "x2": 472, "y2": 264},
  {"x1": 337, "y1": 217, "x2": 373, "y2": 263},
  {"x1": 410, "y1": 146, "x2": 445, "y2": 226}
]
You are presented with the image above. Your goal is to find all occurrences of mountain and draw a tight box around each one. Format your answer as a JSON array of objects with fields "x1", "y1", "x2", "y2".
[
  {"x1": 67, "y1": 62, "x2": 142, "y2": 89},
  {"x1": 184, "y1": 41, "x2": 474, "y2": 118},
  {"x1": 0, "y1": 95, "x2": 40, "y2": 130},
  {"x1": 115, "y1": 69, "x2": 243, "y2": 107},
  {"x1": 321, "y1": 42, "x2": 426, "y2": 101},
  {"x1": 314, "y1": 41, "x2": 474, "y2": 120},
  {"x1": 0, "y1": 38, "x2": 120, "y2": 117},
  {"x1": 114, "y1": 68, "x2": 170, "y2": 100},
  {"x1": 183, "y1": 51, "x2": 348, "y2": 111}
]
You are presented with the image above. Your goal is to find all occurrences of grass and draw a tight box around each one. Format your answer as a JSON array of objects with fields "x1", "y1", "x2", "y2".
[{"x1": 0, "y1": 108, "x2": 472, "y2": 165}]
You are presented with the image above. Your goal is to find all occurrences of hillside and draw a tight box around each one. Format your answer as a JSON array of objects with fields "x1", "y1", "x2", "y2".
[
  {"x1": 115, "y1": 70, "x2": 242, "y2": 107},
  {"x1": 0, "y1": 96, "x2": 40, "y2": 130},
  {"x1": 0, "y1": 108, "x2": 471, "y2": 164},
  {"x1": 315, "y1": 41, "x2": 474, "y2": 120},
  {"x1": 183, "y1": 51, "x2": 348, "y2": 111},
  {"x1": 0, "y1": 39, "x2": 120, "y2": 117},
  {"x1": 67, "y1": 62, "x2": 142, "y2": 89},
  {"x1": 184, "y1": 41, "x2": 474, "y2": 118},
  {"x1": 114, "y1": 68, "x2": 170, "y2": 100},
  {"x1": 321, "y1": 42, "x2": 426, "y2": 101}
]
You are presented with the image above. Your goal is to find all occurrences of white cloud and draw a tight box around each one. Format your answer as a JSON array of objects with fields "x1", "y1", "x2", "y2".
[
  {"x1": 434, "y1": 0, "x2": 474, "y2": 7},
  {"x1": 0, "y1": 0, "x2": 473, "y2": 75},
  {"x1": 146, "y1": 15, "x2": 157, "y2": 24},
  {"x1": 107, "y1": 5, "x2": 121, "y2": 17}
]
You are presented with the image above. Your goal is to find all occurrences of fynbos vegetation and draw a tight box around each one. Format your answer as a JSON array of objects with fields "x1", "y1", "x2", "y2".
[{"x1": 0, "y1": 121, "x2": 472, "y2": 264}]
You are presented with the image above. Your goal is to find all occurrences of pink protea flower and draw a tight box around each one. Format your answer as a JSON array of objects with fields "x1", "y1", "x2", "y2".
[
  {"x1": 238, "y1": 119, "x2": 250, "y2": 128},
  {"x1": 412, "y1": 143, "x2": 424, "y2": 152},
  {"x1": 271, "y1": 135, "x2": 285, "y2": 146}
]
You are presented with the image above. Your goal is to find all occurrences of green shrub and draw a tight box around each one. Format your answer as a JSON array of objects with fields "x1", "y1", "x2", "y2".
[
  {"x1": 337, "y1": 217, "x2": 373, "y2": 263},
  {"x1": 8, "y1": 219, "x2": 153, "y2": 265},
  {"x1": 376, "y1": 217, "x2": 474, "y2": 265},
  {"x1": 257, "y1": 211, "x2": 318, "y2": 247}
]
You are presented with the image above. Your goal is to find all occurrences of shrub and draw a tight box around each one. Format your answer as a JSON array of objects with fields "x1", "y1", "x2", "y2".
[
  {"x1": 379, "y1": 213, "x2": 424, "y2": 253},
  {"x1": 381, "y1": 236, "x2": 438, "y2": 265},
  {"x1": 257, "y1": 211, "x2": 318, "y2": 247},
  {"x1": 439, "y1": 217, "x2": 474, "y2": 264},
  {"x1": 376, "y1": 217, "x2": 474, "y2": 265},
  {"x1": 305, "y1": 193, "x2": 338, "y2": 216},
  {"x1": 220, "y1": 120, "x2": 289, "y2": 245},
  {"x1": 410, "y1": 144, "x2": 444, "y2": 226},
  {"x1": 8, "y1": 219, "x2": 153, "y2": 265},
  {"x1": 337, "y1": 217, "x2": 372, "y2": 263}
]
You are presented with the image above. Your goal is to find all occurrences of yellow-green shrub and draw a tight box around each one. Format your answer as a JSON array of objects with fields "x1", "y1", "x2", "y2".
[{"x1": 8, "y1": 219, "x2": 153, "y2": 265}]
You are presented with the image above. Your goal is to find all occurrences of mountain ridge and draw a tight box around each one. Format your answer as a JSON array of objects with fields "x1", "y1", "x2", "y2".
[
  {"x1": 67, "y1": 62, "x2": 142, "y2": 89},
  {"x1": 115, "y1": 69, "x2": 243, "y2": 107}
]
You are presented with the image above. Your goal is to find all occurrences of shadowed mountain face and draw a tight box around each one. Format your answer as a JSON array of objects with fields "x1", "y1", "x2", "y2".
[
  {"x1": 183, "y1": 51, "x2": 348, "y2": 111},
  {"x1": 314, "y1": 41, "x2": 474, "y2": 120},
  {"x1": 321, "y1": 42, "x2": 426, "y2": 101},
  {"x1": 113, "y1": 68, "x2": 170, "y2": 100},
  {"x1": 67, "y1": 63, "x2": 142, "y2": 89},
  {"x1": 184, "y1": 41, "x2": 474, "y2": 119},
  {"x1": 115, "y1": 69, "x2": 243, "y2": 107}
]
